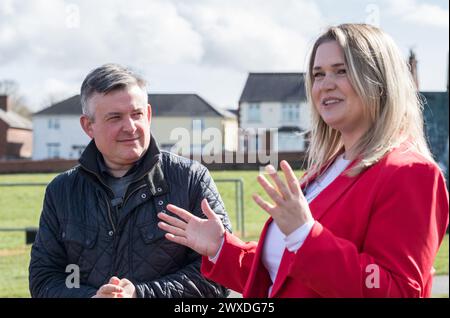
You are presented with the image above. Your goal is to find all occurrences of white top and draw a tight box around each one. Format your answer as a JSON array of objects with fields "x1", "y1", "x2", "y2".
[
  {"x1": 210, "y1": 154, "x2": 351, "y2": 296},
  {"x1": 303, "y1": 154, "x2": 352, "y2": 202}
]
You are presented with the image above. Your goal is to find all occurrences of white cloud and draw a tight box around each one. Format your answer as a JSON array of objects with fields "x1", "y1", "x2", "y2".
[
  {"x1": 0, "y1": 0, "x2": 447, "y2": 112},
  {"x1": 0, "y1": 0, "x2": 204, "y2": 68},
  {"x1": 386, "y1": 0, "x2": 449, "y2": 28},
  {"x1": 175, "y1": 0, "x2": 324, "y2": 71},
  {"x1": 404, "y1": 4, "x2": 449, "y2": 28}
]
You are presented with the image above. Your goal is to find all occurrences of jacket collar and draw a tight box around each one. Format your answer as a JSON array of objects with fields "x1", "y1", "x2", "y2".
[
  {"x1": 300, "y1": 151, "x2": 360, "y2": 221},
  {"x1": 79, "y1": 135, "x2": 169, "y2": 196}
]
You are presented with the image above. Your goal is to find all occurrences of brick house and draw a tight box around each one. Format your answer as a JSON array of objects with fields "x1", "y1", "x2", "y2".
[{"x1": 0, "y1": 95, "x2": 32, "y2": 159}]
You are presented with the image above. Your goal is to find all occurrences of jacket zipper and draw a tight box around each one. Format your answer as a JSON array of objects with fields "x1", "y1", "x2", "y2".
[
  {"x1": 80, "y1": 166, "x2": 118, "y2": 232},
  {"x1": 105, "y1": 197, "x2": 116, "y2": 233},
  {"x1": 80, "y1": 165, "x2": 155, "y2": 278},
  {"x1": 123, "y1": 184, "x2": 147, "y2": 207}
]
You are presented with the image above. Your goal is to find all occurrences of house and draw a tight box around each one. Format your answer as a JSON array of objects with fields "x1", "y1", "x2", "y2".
[
  {"x1": 149, "y1": 94, "x2": 237, "y2": 156},
  {"x1": 238, "y1": 73, "x2": 310, "y2": 153},
  {"x1": 0, "y1": 95, "x2": 33, "y2": 159},
  {"x1": 32, "y1": 93, "x2": 237, "y2": 160},
  {"x1": 32, "y1": 95, "x2": 91, "y2": 160}
]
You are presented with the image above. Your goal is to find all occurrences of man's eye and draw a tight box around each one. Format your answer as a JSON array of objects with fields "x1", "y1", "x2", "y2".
[{"x1": 108, "y1": 116, "x2": 120, "y2": 121}]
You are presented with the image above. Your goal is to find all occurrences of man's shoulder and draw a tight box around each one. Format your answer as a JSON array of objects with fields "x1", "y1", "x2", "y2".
[
  {"x1": 46, "y1": 165, "x2": 83, "y2": 189},
  {"x1": 160, "y1": 151, "x2": 207, "y2": 174}
]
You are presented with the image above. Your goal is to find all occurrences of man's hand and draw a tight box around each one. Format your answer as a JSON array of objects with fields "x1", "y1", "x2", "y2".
[
  {"x1": 92, "y1": 276, "x2": 137, "y2": 298},
  {"x1": 157, "y1": 199, "x2": 225, "y2": 258}
]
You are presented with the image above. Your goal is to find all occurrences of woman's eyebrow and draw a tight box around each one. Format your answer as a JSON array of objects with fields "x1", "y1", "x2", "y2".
[{"x1": 313, "y1": 63, "x2": 345, "y2": 70}]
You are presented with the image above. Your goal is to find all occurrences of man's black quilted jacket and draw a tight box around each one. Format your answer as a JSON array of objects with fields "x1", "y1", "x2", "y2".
[{"x1": 29, "y1": 136, "x2": 231, "y2": 298}]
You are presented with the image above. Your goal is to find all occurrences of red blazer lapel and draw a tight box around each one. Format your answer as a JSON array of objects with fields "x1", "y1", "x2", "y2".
[
  {"x1": 302, "y1": 158, "x2": 360, "y2": 221},
  {"x1": 243, "y1": 218, "x2": 273, "y2": 297},
  {"x1": 269, "y1": 248, "x2": 295, "y2": 297}
]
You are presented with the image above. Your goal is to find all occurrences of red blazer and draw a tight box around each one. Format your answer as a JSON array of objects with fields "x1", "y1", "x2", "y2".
[{"x1": 202, "y1": 145, "x2": 449, "y2": 297}]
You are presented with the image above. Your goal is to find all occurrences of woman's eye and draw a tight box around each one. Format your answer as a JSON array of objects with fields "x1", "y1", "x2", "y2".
[
  {"x1": 313, "y1": 72, "x2": 324, "y2": 78},
  {"x1": 337, "y1": 69, "x2": 347, "y2": 74}
]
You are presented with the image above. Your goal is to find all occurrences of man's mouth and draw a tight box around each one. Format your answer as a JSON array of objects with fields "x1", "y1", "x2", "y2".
[{"x1": 117, "y1": 137, "x2": 140, "y2": 142}]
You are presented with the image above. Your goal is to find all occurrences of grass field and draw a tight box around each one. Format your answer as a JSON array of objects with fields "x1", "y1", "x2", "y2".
[{"x1": 0, "y1": 171, "x2": 448, "y2": 298}]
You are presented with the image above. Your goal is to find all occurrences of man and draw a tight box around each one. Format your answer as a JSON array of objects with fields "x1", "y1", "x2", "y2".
[{"x1": 29, "y1": 64, "x2": 231, "y2": 298}]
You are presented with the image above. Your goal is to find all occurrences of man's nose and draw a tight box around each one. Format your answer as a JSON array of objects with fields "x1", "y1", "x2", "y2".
[{"x1": 122, "y1": 117, "x2": 137, "y2": 132}]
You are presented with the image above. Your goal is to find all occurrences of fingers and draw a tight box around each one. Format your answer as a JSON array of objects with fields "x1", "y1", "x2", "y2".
[
  {"x1": 252, "y1": 193, "x2": 275, "y2": 216},
  {"x1": 164, "y1": 232, "x2": 190, "y2": 248},
  {"x1": 157, "y1": 212, "x2": 187, "y2": 230},
  {"x1": 257, "y1": 174, "x2": 284, "y2": 206},
  {"x1": 158, "y1": 221, "x2": 186, "y2": 238},
  {"x1": 201, "y1": 199, "x2": 219, "y2": 220},
  {"x1": 166, "y1": 204, "x2": 195, "y2": 223},
  {"x1": 265, "y1": 164, "x2": 292, "y2": 200},
  {"x1": 92, "y1": 293, "x2": 123, "y2": 298},
  {"x1": 280, "y1": 160, "x2": 300, "y2": 195},
  {"x1": 97, "y1": 283, "x2": 123, "y2": 296},
  {"x1": 109, "y1": 276, "x2": 120, "y2": 285},
  {"x1": 118, "y1": 278, "x2": 132, "y2": 287}
]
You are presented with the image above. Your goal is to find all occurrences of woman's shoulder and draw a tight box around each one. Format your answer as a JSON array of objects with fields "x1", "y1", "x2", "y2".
[{"x1": 375, "y1": 143, "x2": 442, "y2": 178}]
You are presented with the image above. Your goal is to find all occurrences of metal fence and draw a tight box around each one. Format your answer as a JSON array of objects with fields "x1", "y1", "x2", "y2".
[
  {"x1": 215, "y1": 178, "x2": 245, "y2": 237},
  {"x1": 0, "y1": 178, "x2": 245, "y2": 244}
]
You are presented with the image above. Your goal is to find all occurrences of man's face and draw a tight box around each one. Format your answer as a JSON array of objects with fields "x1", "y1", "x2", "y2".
[{"x1": 80, "y1": 85, "x2": 151, "y2": 168}]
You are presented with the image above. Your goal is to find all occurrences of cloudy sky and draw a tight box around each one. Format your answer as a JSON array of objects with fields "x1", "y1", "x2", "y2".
[{"x1": 0, "y1": 0, "x2": 448, "y2": 112}]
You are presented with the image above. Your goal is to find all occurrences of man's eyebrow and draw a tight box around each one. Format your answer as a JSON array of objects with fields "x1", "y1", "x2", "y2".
[
  {"x1": 313, "y1": 63, "x2": 345, "y2": 70},
  {"x1": 104, "y1": 112, "x2": 122, "y2": 118}
]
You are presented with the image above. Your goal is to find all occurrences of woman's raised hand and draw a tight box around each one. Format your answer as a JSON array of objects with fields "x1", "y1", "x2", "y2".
[{"x1": 253, "y1": 160, "x2": 313, "y2": 236}]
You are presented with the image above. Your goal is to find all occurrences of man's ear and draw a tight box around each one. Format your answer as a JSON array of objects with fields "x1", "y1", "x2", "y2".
[
  {"x1": 147, "y1": 103, "x2": 152, "y2": 124},
  {"x1": 80, "y1": 115, "x2": 94, "y2": 139}
]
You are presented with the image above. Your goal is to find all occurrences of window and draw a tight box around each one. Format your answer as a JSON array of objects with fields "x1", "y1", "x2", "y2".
[
  {"x1": 71, "y1": 145, "x2": 86, "y2": 158},
  {"x1": 192, "y1": 119, "x2": 204, "y2": 154},
  {"x1": 278, "y1": 133, "x2": 304, "y2": 152},
  {"x1": 281, "y1": 104, "x2": 299, "y2": 123},
  {"x1": 48, "y1": 118, "x2": 60, "y2": 130},
  {"x1": 47, "y1": 143, "x2": 60, "y2": 158},
  {"x1": 247, "y1": 104, "x2": 261, "y2": 122}
]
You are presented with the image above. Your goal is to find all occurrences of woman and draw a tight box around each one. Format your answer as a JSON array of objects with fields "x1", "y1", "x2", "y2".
[{"x1": 157, "y1": 24, "x2": 449, "y2": 297}]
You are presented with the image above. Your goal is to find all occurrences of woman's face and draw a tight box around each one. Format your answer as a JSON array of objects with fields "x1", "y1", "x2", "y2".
[{"x1": 311, "y1": 40, "x2": 370, "y2": 136}]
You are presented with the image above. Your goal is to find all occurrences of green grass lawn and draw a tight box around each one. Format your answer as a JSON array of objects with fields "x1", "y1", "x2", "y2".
[{"x1": 0, "y1": 171, "x2": 448, "y2": 297}]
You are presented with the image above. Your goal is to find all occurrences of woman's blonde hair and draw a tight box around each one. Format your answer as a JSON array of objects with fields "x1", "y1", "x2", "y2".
[{"x1": 305, "y1": 23, "x2": 434, "y2": 177}]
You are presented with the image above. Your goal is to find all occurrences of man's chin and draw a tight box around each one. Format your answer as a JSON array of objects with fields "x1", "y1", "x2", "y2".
[{"x1": 118, "y1": 149, "x2": 145, "y2": 163}]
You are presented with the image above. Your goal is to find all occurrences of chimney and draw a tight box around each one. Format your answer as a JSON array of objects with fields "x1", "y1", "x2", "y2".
[
  {"x1": 408, "y1": 49, "x2": 419, "y2": 91},
  {"x1": 0, "y1": 95, "x2": 10, "y2": 112}
]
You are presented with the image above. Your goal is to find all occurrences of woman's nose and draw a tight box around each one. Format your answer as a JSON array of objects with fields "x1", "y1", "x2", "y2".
[{"x1": 321, "y1": 73, "x2": 337, "y2": 91}]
